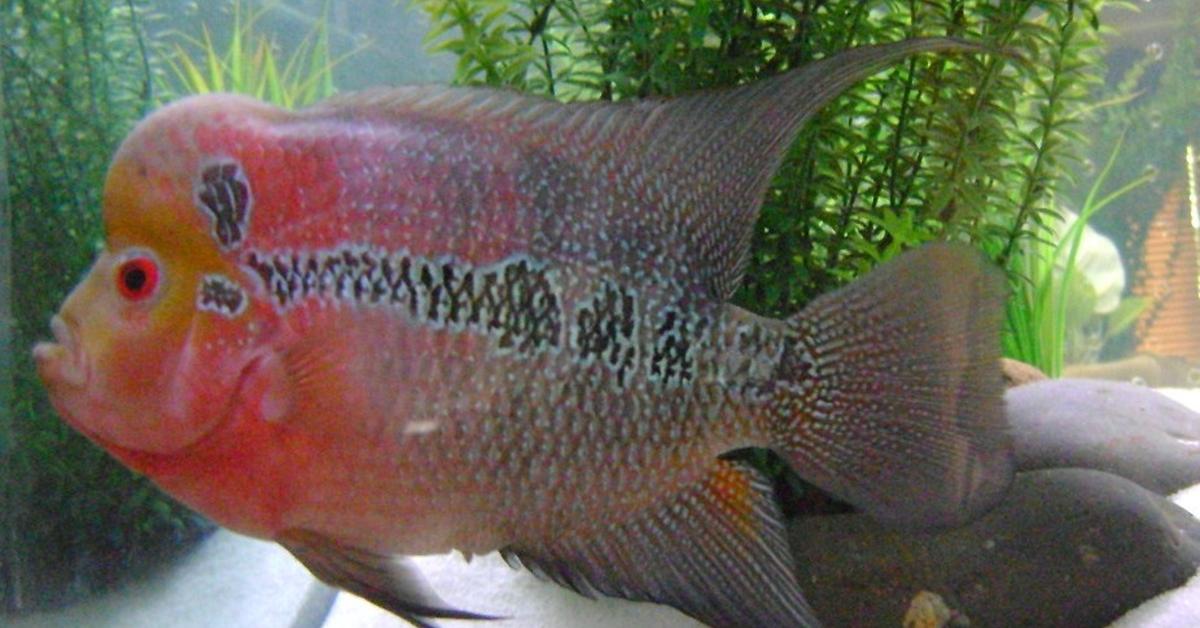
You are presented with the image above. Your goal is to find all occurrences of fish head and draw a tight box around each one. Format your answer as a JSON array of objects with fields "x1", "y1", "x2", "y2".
[{"x1": 34, "y1": 95, "x2": 289, "y2": 463}]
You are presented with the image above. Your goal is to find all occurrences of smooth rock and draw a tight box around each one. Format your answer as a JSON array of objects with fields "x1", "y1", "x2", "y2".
[
  {"x1": 1001, "y1": 357, "x2": 1048, "y2": 387},
  {"x1": 1063, "y1": 354, "x2": 1200, "y2": 388},
  {"x1": 1008, "y1": 378, "x2": 1200, "y2": 494},
  {"x1": 790, "y1": 468, "x2": 1200, "y2": 628}
]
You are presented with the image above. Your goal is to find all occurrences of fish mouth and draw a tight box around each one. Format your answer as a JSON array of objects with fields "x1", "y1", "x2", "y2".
[{"x1": 33, "y1": 315, "x2": 88, "y2": 389}]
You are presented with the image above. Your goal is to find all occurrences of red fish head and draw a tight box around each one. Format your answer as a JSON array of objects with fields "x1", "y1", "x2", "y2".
[{"x1": 33, "y1": 95, "x2": 289, "y2": 469}]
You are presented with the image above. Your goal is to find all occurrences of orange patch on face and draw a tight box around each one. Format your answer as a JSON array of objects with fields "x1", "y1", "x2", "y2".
[{"x1": 104, "y1": 159, "x2": 225, "y2": 267}]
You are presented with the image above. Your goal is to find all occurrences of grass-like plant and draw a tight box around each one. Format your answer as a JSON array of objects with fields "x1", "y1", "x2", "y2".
[
  {"x1": 159, "y1": 0, "x2": 363, "y2": 108},
  {"x1": 1008, "y1": 1, "x2": 1200, "y2": 374},
  {"x1": 1005, "y1": 131, "x2": 1153, "y2": 376}
]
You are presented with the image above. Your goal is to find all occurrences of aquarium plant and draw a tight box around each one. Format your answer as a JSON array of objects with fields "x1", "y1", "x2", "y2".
[
  {"x1": 158, "y1": 0, "x2": 357, "y2": 108},
  {"x1": 1065, "y1": 1, "x2": 1200, "y2": 361},
  {"x1": 1, "y1": 0, "x2": 215, "y2": 613},
  {"x1": 1076, "y1": 1, "x2": 1200, "y2": 252},
  {"x1": 414, "y1": 0, "x2": 1115, "y2": 322},
  {"x1": 1005, "y1": 131, "x2": 1152, "y2": 376}
]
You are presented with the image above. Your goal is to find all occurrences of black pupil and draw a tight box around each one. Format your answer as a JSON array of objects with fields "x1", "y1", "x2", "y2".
[{"x1": 124, "y1": 266, "x2": 147, "y2": 293}]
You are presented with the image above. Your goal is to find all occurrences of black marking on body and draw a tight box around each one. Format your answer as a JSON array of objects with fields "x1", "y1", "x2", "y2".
[
  {"x1": 573, "y1": 280, "x2": 638, "y2": 386},
  {"x1": 650, "y1": 306, "x2": 705, "y2": 387},
  {"x1": 495, "y1": 259, "x2": 562, "y2": 353},
  {"x1": 196, "y1": 161, "x2": 251, "y2": 249},
  {"x1": 245, "y1": 247, "x2": 562, "y2": 355},
  {"x1": 197, "y1": 274, "x2": 247, "y2": 317}
]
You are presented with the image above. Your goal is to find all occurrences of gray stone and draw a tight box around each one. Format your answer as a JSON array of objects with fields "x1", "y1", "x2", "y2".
[
  {"x1": 1008, "y1": 378, "x2": 1200, "y2": 494},
  {"x1": 790, "y1": 468, "x2": 1200, "y2": 628}
]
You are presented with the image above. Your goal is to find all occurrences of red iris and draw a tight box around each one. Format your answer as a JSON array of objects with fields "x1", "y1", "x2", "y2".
[{"x1": 116, "y1": 257, "x2": 159, "y2": 301}]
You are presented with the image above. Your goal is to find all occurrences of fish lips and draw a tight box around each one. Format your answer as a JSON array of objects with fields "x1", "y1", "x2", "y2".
[
  {"x1": 33, "y1": 315, "x2": 89, "y2": 390},
  {"x1": 33, "y1": 314, "x2": 101, "y2": 444}
]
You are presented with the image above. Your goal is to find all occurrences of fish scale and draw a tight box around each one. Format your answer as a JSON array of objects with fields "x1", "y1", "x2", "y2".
[
  {"x1": 35, "y1": 38, "x2": 1013, "y2": 627},
  {"x1": 262, "y1": 254, "x2": 768, "y2": 553}
]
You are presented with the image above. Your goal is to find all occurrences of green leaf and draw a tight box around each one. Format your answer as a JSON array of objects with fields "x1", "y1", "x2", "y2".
[
  {"x1": 159, "y1": 0, "x2": 349, "y2": 107},
  {"x1": 1105, "y1": 297, "x2": 1149, "y2": 338}
]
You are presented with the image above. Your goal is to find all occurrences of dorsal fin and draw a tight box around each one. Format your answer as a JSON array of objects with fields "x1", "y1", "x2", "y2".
[
  {"x1": 625, "y1": 38, "x2": 985, "y2": 299},
  {"x1": 304, "y1": 38, "x2": 982, "y2": 300}
]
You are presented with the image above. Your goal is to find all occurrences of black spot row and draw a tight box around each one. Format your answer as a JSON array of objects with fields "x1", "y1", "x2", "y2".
[
  {"x1": 245, "y1": 248, "x2": 562, "y2": 354},
  {"x1": 198, "y1": 275, "x2": 246, "y2": 316},
  {"x1": 574, "y1": 280, "x2": 638, "y2": 386},
  {"x1": 650, "y1": 307, "x2": 704, "y2": 386}
]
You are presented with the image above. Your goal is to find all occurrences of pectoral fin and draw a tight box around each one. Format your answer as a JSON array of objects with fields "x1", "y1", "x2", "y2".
[
  {"x1": 278, "y1": 529, "x2": 498, "y2": 628},
  {"x1": 501, "y1": 460, "x2": 818, "y2": 627}
]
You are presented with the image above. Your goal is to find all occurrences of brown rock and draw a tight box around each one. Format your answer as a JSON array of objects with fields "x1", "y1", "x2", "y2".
[
  {"x1": 1001, "y1": 358, "x2": 1047, "y2": 387},
  {"x1": 1062, "y1": 353, "x2": 1200, "y2": 387},
  {"x1": 791, "y1": 469, "x2": 1200, "y2": 628}
]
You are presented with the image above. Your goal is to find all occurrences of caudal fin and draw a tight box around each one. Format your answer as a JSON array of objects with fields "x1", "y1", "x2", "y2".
[{"x1": 770, "y1": 243, "x2": 1012, "y2": 528}]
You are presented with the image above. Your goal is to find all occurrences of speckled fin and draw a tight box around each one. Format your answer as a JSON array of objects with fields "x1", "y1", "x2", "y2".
[
  {"x1": 501, "y1": 460, "x2": 818, "y2": 627},
  {"x1": 773, "y1": 244, "x2": 1012, "y2": 529},
  {"x1": 278, "y1": 529, "x2": 498, "y2": 628},
  {"x1": 307, "y1": 38, "x2": 981, "y2": 300}
]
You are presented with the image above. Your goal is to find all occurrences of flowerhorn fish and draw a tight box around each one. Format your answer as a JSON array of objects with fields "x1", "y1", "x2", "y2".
[{"x1": 34, "y1": 38, "x2": 1012, "y2": 627}]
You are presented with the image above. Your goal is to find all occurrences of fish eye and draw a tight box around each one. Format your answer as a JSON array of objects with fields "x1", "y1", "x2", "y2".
[{"x1": 116, "y1": 256, "x2": 160, "y2": 301}]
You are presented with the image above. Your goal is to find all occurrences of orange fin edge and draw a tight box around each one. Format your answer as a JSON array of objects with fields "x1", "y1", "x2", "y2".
[{"x1": 501, "y1": 459, "x2": 819, "y2": 627}]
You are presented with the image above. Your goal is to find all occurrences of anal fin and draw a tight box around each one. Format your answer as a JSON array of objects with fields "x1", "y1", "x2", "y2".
[
  {"x1": 278, "y1": 529, "x2": 498, "y2": 628},
  {"x1": 501, "y1": 460, "x2": 818, "y2": 627}
]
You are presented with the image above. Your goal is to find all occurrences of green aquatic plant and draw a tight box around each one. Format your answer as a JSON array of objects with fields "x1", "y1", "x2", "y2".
[
  {"x1": 160, "y1": 0, "x2": 361, "y2": 108},
  {"x1": 1060, "y1": 1, "x2": 1200, "y2": 364},
  {"x1": 1072, "y1": 1, "x2": 1200, "y2": 256},
  {"x1": 414, "y1": 0, "x2": 1114, "y2": 316},
  {"x1": 2, "y1": 0, "x2": 207, "y2": 613},
  {"x1": 1005, "y1": 131, "x2": 1153, "y2": 376}
]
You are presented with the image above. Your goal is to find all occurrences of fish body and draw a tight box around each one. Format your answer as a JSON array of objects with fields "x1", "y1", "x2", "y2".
[{"x1": 35, "y1": 39, "x2": 1012, "y2": 627}]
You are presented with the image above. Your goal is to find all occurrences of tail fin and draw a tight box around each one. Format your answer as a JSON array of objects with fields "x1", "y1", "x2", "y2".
[{"x1": 770, "y1": 243, "x2": 1012, "y2": 528}]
